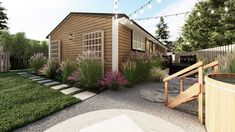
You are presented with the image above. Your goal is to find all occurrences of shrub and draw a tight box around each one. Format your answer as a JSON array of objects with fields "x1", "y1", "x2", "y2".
[
  {"x1": 40, "y1": 60, "x2": 60, "y2": 79},
  {"x1": 218, "y1": 51, "x2": 235, "y2": 73},
  {"x1": 67, "y1": 70, "x2": 80, "y2": 84},
  {"x1": 128, "y1": 52, "x2": 152, "y2": 82},
  {"x1": 29, "y1": 53, "x2": 47, "y2": 74},
  {"x1": 77, "y1": 52, "x2": 103, "y2": 90},
  {"x1": 122, "y1": 60, "x2": 137, "y2": 86},
  {"x1": 58, "y1": 60, "x2": 79, "y2": 83},
  {"x1": 150, "y1": 67, "x2": 165, "y2": 82},
  {"x1": 100, "y1": 71, "x2": 128, "y2": 90},
  {"x1": 150, "y1": 55, "x2": 164, "y2": 68},
  {"x1": 123, "y1": 52, "x2": 163, "y2": 84}
]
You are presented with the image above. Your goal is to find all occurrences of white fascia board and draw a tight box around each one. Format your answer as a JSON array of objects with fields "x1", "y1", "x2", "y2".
[{"x1": 112, "y1": 17, "x2": 119, "y2": 71}]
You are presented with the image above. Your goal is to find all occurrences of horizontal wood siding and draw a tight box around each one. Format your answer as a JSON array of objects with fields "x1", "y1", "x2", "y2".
[
  {"x1": 118, "y1": 24, "x2": 132, "y2": 70},
  {"x1": 50, "y1": 14, "x2": 112, "y2": 70}
]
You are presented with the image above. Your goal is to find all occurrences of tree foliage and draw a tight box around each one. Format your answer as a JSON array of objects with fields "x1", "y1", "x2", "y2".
[
  {"x1": 0, "y1": 2, "x2": 8, "y2": 30},
  {"x1": 176, "y1": 0, "x2": 235, "y2": 52},
  {"x1": 0, "y1": 32, "x2": 48, "y2": 69},
  {"x1": 155, "y1": 16, "x2": 171, "y2": 45}
]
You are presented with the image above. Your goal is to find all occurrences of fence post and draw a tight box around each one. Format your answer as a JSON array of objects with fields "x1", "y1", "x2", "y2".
[
  {"x1": 180, "y1": 78, "x2": 184, "y2": 93},
  {"x1": 165, "y1": 81, "x2": 168, "y2": 106},
  {"x1": 198, "y1": 65, "x2": 204, "y2": 124}
]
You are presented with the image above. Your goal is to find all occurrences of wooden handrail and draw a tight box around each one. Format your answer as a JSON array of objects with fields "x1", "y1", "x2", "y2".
[
  {"x1": 163, "y1": 61, "x2": 203, "y2": 82},
  {"x1": 178, "y1": 61, "x2": 219, "y2": 79}
]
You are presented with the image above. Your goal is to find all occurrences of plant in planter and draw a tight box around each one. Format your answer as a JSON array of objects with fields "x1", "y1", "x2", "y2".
[
  {"x1": 40, "y1": 60, "x2": 60, "y2": 79},
  {"x1": 100, "y1": 71, "x2": 128, "y2": 90},
  {"x1": 149, "y1": 67, "x2": 165, "y2": 82},
  {"x1": 76, "y1": 51, "x2": 103, "y2": 90},
  {"x1": 67, "y1": 70, "x2": 80, "y2": 84},
  {"x1": 29, "y1": 53, "x2": 47, "y2": 74},
  {"x1": 57, "y1": 60, "x2": 79, "y2": 83},
  {"x1": 122, "y1": 59, "x2": 137, "y2": 86},
  {"x1": 218, "y1": 51, "x2": 235, "y2": 73}
]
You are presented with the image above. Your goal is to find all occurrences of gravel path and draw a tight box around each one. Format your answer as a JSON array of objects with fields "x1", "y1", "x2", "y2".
[{"x1": 15, "y1": 82, "x2": 206, "y2": 132}]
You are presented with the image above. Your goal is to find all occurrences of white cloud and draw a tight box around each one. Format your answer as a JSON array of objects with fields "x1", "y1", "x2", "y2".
[{"x1": 137, "y1": 0, "x2": 198, "y2": 41}]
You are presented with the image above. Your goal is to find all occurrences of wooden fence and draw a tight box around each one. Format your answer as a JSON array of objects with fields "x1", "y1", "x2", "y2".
[
  {"x1": 0, "y1": 51, "x2": 10, "y2": 72},
  {"x1": 175, "y1": 44, "x2": 235, "y2": 63}
]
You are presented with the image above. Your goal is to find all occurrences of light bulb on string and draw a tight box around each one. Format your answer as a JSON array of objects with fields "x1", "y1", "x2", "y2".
[
  {"x1": 211, "y1": 9, "x2": 214, "y2": 14},
  {"x1": 140, "y1": 8, "x2": 144, "y2": 14},
  {"x1": 114, "y1": 4, "x2": 118, "y2": 9},
  {"x1": 134, "y1": 12, "x2": 137, "y2": 18},
  {"x1": 225, "y1": 7, "x2": 229, "y2": 12},
  {"x1": 157, "y1": 0, "x2": 161, "y2": 3},
  {"x1": 197, "y1": 12, "x2": 201, "y2": 16},
  {"x1": 148, "y1": 2, "x2": 152, "y2": 9}
]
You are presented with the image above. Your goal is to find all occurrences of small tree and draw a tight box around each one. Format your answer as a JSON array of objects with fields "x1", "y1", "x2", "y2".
[
  {"x1": 0, "y1": 2, "x2": 8, "y2": 30},
  {"x1": 155, "y1": 16, "x2": 170, "y2": 45}
]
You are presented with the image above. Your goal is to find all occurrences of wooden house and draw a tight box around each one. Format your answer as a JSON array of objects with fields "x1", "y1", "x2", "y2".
[{"x1": 46, "y1": 12, "x2": 167, "y2": 71}]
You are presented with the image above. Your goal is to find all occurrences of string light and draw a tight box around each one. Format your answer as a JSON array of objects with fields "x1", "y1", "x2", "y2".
[
  {"x1": 134, "y1": 12, "x2": 137, "y2": 18},
  {"x1": 140, "y1": 8, "x2": 144, "y2": 14},
  {"x1": 197, "y1": 12, "x2": 201, "y2": 16},
  {"x1": 224, "y1": 7, "x2": 229, "y2": 12},
  {"x1": 147, "y1": 2, "x2": 152, "y2": 9},
  {"x1": 157, "y1": 0, "x2": 162, "y2": 3},
  {"x1": 211, "y1": 9, "x2": 214, "y2": 14},
  {"x1": 114, "y1": 0, "x2": 119, "y2": 19},
  {"x1": 129, "y1": 0, "x2": 154, "y2": 18},
  {"x1": 133, "y1": 11, "x2": 191, "y2": 21}
]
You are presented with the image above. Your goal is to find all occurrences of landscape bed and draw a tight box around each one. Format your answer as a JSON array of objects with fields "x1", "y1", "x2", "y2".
[{"x1": 0, "y1": 72, "x2": 80, "y2": 132}]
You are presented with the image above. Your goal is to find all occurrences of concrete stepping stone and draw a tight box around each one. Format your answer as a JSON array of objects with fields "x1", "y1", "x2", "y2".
[
  {"x1": 37, "y1": 79, "x2": 53, "y2": 84},
  {"x1": 29, "y1": 76, "x2": 40, "y2": 79},
  {"x1": 73, "y1": 91, "x2": 96, "y2": 100},
  {"x1": 51, "y1": 84, "x2": 69, "y2": 90},
  {"x1": 17, "y1": 72, "x2": 28, "y2": 75},
  {"x1": 60, "y1": 87, "x2": 81, "y2": 95},
  {"x1": 44, "y1": 81, "x2": 60, "y2": 86},
  {"x1": 32, "y1": 78, "x2": 46, "y2": 81},
  {"x1": 20, "y1": 74, "x2": 30, "y2": 77}
]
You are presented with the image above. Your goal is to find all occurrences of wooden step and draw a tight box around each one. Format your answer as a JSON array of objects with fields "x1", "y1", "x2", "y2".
[{"x1": 167, "y1": 83, "x2": 200, "y2": 108}]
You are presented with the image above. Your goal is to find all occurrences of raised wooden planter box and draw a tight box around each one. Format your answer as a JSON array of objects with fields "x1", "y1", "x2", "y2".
[{"x1": 205, "y1": 73, "x2": 235, "y2": 132}]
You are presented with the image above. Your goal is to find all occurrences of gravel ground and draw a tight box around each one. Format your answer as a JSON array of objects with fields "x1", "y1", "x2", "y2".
[{"x1": 15, "y1": 82, "x2": 206, "y2": 132}]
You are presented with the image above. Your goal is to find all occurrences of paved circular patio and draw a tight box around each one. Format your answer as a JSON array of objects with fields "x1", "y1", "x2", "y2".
[{"x1": 45, "y1": 109, "x2": 185, "y2": 132}]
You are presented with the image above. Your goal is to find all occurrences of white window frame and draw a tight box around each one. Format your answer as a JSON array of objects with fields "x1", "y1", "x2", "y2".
[{"x1": 132, "y1": 31, "x2": 146, "y2": 51}]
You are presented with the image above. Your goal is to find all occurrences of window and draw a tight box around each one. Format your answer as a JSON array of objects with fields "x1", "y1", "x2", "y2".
[
  {"x1": 132, "y1": 32, "x2": 145, "y2": 51},
  {"x1": 82, "y1": 30, "x2": 104, "y2": 61}
]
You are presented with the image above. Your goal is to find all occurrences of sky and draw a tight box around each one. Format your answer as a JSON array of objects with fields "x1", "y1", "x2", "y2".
[{"x1": 1, "y1": 0, "x2": 198, "y2": 41}]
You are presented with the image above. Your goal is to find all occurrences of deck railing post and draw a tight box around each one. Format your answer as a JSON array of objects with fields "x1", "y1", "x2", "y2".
[
  {"x1": 180, "y1": 78, "x2": 184, "y2": 93},
  {"x1": 165, "y1": 81, "x2": 168, "y2": 106},
  {"x1": 198, "y1": 65, "x2": 204, "y2": 124},
  {"x1": 213, "y1": 65, "x2": 219, "y2": 73}
]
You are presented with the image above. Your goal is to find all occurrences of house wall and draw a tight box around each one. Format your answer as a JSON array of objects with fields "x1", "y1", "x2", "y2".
[
  {"x1": 118, "y1": 24, "x2": 132, "y2": 70},
  {"x1": 50, "y1": 14, "x2": 113, "y2": 70},
  {"x1": 118, "y1": 24, "x2": 167, "y2": 70}
]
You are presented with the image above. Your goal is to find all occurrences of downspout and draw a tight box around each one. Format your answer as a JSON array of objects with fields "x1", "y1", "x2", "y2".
[{"x1": 112, "y1": 17, "x2": 119, "y2": 71}]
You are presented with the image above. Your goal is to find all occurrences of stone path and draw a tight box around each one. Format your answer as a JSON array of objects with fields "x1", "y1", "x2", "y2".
[{"x1": 17, "y1": 72, "x2": 97, "y2": 101}]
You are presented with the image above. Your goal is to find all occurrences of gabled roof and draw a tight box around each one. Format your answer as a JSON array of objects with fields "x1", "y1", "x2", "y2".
[{"x1": 46, "y1": 12, "x2": 167, "y2": 49}]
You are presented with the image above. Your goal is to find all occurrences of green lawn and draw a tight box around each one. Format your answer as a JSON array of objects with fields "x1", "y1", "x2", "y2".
[{"x1": 0, "y1": 72, "x2": 80, "y2": 132}]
